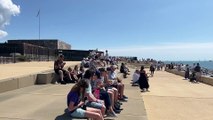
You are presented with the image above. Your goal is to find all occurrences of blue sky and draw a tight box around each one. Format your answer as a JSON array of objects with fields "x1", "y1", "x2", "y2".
[{"x1": 1, "y1": 0, "x2": 213, "y2": 61}]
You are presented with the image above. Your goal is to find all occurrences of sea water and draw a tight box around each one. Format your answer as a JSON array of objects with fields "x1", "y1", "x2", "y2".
[{"x1": 164, "y1": 61, "x2": 213, "y2": 71}]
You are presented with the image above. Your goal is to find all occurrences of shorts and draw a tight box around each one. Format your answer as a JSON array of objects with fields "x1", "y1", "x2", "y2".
[
  {"x1": 54, "y1": 69, "x2": 66, "y2": 75},
  {"x1": 86, "y1": 101, "x2": 103, "y2": 109},
  {"x1": 70, "y1": 108, "x2": 86, "y2": 118},
  {"x1": 111, "y1": 84, "x2": 118, "y2": 88}
]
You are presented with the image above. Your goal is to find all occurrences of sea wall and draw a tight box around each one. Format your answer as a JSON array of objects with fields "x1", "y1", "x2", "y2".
[{"x1": 165, "y1": 68, "x2": 213, "y2": 86}]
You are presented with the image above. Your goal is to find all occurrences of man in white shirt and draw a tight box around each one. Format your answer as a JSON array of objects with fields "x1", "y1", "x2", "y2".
[{"x1": 108, "y1": 65, "x2": 127, "y2": 101}]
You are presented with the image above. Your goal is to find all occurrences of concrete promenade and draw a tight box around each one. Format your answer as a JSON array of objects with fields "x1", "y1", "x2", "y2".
[
  {"x1": 143, "y1": 70, "x2": 213, "y2": 120},
  {"x1": 0, "y1": 62, "x2": 213, "y2": 120}
]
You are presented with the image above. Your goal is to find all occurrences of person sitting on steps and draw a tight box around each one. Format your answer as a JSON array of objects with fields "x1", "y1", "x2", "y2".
[
  {"x1": 54, "y1": 54, "x2": 72, "y2": 84},
  {"x1": 67, "y1": 80, "x2": 104, "y2": 120}
]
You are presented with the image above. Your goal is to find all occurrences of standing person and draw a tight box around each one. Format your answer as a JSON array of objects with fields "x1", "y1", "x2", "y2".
[
  {"x1": 105, "y1": 50, "x2": 109, "y2": 66},
  {"x1": 54, "y1": 55, "x2": 72, "y2": 84},
  {"x1": 150, "y1": 64, "x2": 155, "y2": 77},
  {"x1": 194, "y1": 63, "x2": 201, "y2": 82},
  {"x1": 184, "y1": 64, "x2": 190, "y2": 80},
  {"x1": 67, "y1": 80, "x2": 104, "y2": 120},
  {"x1": 138, "y1": 66, "x2": 150, "y2": 92}
]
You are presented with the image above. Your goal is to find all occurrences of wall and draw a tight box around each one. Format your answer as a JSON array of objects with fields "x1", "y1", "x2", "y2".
[{"x1": 165, "y1": 68, "x2": 213, "y2": 86}]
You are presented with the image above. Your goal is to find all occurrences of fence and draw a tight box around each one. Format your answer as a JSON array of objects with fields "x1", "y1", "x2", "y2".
[
  {"x1": 0, "y1": 56, "x2": 14, "y2": 64},
  {"x1": 0, "y1": 56, "x2": 56, "y2": 64}
]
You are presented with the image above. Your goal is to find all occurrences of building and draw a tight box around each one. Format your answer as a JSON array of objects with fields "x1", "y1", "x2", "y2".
[
  {"x1": 8, "y1": 39, "x2": 71, "y2": 50},
  {"x1": 0, "y1": 42, "x2": 56, "y2": 61},
  {"x1": 57, "y1": 49, "x2": 104, "y2": 61},
  {"x1": 0, "y1": 39, "x2": 104, "y2": 62}
]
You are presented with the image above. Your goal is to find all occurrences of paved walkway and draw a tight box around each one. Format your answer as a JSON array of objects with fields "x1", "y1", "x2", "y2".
[{"x1": 142, "y1": 70, "x2": 213, "y2": 120}]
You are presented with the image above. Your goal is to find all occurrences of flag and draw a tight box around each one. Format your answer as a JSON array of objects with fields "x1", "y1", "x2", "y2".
[{"x1": 36, "y1": 10, "x2": 40, "y2": 17}]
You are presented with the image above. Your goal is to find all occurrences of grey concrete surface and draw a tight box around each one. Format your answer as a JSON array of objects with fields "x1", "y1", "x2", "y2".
[
  {"x1": 0, "y1": 66, "x2": 148, "y2": 120},
  {"x1": 0, "y1": 61, "x2": 80, "y2": 93},
  {"x1": 143, "y1": 69, "x2": 213, "y2": 120}
]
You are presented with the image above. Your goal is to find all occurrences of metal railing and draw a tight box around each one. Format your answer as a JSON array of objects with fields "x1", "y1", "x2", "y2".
[
  {"x1": 0, "y1": 56, "x2": 56, "y2": 64},
  {"x1": 0, "y1": 56, "x2": 14, "y2": 64}
]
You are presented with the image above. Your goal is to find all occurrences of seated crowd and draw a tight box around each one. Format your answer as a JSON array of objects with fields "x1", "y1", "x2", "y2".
[{"x1": 54, "y1": 53, "x2": 128, "y2": 119}]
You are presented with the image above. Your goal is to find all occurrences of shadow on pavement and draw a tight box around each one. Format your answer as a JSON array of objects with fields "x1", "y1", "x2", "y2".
[
  {"x1": 55, "y1": 109, "x2": 88, "y2": 120},
  {"x1": 55, "y1": 112, "x2": 73, "y2": 120}
]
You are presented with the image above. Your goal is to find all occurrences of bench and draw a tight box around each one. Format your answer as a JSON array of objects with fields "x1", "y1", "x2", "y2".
[
  {"x1": 36, "y1": 64, "x2": 80, "y2": 84},
  {"x1": 36, "y1": 71, "x2": 59, "y2": 84}
]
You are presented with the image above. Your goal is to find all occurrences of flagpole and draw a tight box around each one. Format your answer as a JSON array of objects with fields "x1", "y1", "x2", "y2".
[
  {"x1": 37, "y1": 10, "x2": 41, "y2": 40},
  {"x1": 39, "y1": 10, "x2": 40, "y2": 40}
]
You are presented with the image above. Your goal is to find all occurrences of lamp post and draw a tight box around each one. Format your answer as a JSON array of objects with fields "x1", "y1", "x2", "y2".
[{"x1": 13, "y1": 47, "x2": 16, "y2": 63}]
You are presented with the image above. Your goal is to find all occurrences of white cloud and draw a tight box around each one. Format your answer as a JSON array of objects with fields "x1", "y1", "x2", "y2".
[
  {"x1": 0, "y1": 30, "x2": 8, "y2": 38},
  {"x1": 102, "y1": 42, "x2": 213, "y2": 61},
  {"x1": 0, "y1": 0, "x2": 20, "y2": 38}
]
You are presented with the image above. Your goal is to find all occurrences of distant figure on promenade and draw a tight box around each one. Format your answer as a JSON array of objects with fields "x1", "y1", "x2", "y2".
[
  {"x1": 105, "y1": 50, "x2": 110, "y2": 66},
  {"x1": 120, "y1": 63, "x2": 129, "y2": 78},
  {"x1": 177, "y1": 64, "x2": 181, "y2": 71},
  {"x1": 189, "y1": 71, "x2": 197, "y2": 83},
  {"x1": 150, "y1": 64, "x2": 155, "y2": 77},
  {"x1": 139, "y1": 66, "x2": 150, "y2": 92},
  {"x1": 157, "y1": 62, "x2": 161, "y2": 70},
  {"x1": 184, "y1": 64, "x2": 190, "y2": 80},
  {"x1": 54, "y1": 55, "x2": 72, "y2": 84},
  {"x1": 194, "y1": 63, "x2": 201, "y2": 82}
]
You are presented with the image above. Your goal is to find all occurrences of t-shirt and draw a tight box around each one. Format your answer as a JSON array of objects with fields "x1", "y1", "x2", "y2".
[
  {"x1": 132, "y1": 73, "x2": 140, "y2": 83},
  {"x1": 85, "y1": 79, "x2": 92, "y2": 94},
  {"x1": 108, "y1": 71, "x2": 118, "y2": 84},
  {"x1": 194, "y1": 66, "x2": 201, "y2": 72},
  {"x1": 54, "y1": 59, "x2": 63, "y2": 70},
  {"x1": 91, "y1": 79, "x2": 102, "y2": 90},
  {"x1": 108, "y1": 71, "x2": 117, "y2": 80},
  {"x1": 100, "y1": 76, "x2": 105, "y2": 84},
  {"x1": 67, "y1": 91, "x2": 80, "y2": 107}
]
